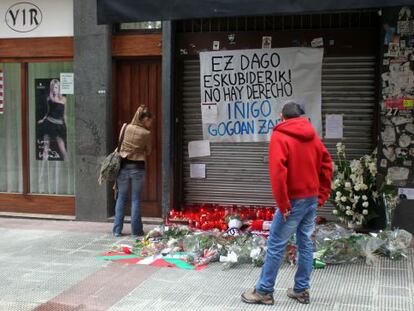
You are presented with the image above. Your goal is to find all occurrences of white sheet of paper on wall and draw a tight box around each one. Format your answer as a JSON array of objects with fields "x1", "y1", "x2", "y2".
[
  {"x1": 188, "y1": 140, "x2": 210, "y2": 158},
  {"x1": 382, "y1": 126, "x2": 396, "y2": 143},
  {"x1": 325, "y1": 114, "x2": 343, "y2": 139},
  {"x1": 201, "y1": 103, "x2": 218, "y2": 124},
  {"x1": 262, "y1": 36, "x2": 272, "y2": 49},
  {"x1": 399, "y1": 134, "x2": 412, "y2": 148},
  {"x1": 60, "y1": 73, "x2": 74, "y2": 95},
  {"x1": 388, "y1": 167, "x2": 410, "y2": 182},
  {"x1": 383, "y1": 147, "x2": 396, "y2": 162},
  {"x1": 190, "y1": 164, "x2": 206, "y2": 179},
  {"x1": 405, "y1": 123, "x2": 414, "y2": 134},
  {"x1": 398, "y1": 187, "x2": 414, "y2": 200},
  {"x1": 396, "y1": 147, "x2": 408, "y2": 158},
  {"x1": 388, "y1": 43, "x2": 400, "y2": 57},
  {"x1": 392, "y1": 116, "x2": 412, "y2": 126},
  {"x1": 311, "y1": 37, "x2": 324, "y2": 48},
  {"x1": 213, "y1": 41, "x2": 220, "y2": 51}
]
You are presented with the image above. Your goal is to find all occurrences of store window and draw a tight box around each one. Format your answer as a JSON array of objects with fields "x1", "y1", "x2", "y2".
[
  {"x1": 28, "y1": 62, "x2": 75, "y2": 195},
  {"x1": 0, "y1": 63, "x2": 22, "y2": 193}
]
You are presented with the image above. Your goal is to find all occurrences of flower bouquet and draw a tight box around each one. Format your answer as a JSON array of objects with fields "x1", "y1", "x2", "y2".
[{"x1": 331, "y1": 143, "x2": 397, "y2": 227}]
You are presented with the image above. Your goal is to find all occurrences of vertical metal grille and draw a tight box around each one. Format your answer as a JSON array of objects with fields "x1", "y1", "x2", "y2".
[
  {"x1": 178, "y1": 55, "x2": 377, "y2": 217},
  {"x1": 322, "y1": 56, "x2": 377, "y2": 160},
  {"x1": 176, "y1": 11, "x2": 377, "y2": 33}
]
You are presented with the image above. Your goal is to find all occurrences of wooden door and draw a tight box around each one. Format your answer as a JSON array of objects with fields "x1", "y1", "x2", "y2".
[{"x1": 113, "y1": 58, "x2": 162, "y2": 217}]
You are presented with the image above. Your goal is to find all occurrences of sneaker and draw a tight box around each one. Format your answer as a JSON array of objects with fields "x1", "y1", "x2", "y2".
[
  {"x1": 287, "y1": 288, "x2": 310, "y2": 304},
  {"x1": 113, "y1": 232, "x2": 122, "y2": 237},
  {"x1": 241, "y1": 288, "x2": 274, "y2": 305}
]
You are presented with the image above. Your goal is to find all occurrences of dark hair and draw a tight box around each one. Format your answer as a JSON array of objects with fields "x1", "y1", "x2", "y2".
[
  {"x1": 281, "y1": 102, "x2": 304, "y2": 119},
  {"x1": 139, "y1": 106, "x2": 153, "y2": 121}
]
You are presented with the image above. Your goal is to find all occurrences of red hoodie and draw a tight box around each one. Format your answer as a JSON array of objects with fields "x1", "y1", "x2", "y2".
[{"x1": 269, "y1": 117, "x2": 333, "y2": 216}]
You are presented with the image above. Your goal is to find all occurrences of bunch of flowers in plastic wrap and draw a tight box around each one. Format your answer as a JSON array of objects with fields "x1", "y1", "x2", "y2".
[
  {"x1": 314, "y1": 224, "x2": 363, "y2": 265},
  {"x1": 130, "y1": 225, "x2": 268, "y2": 269},
  {"x1": 128, "y1": 223, "x2": 412, "y2": 271},
  {"x1": 331, "y1": 143, "x2": 397, "y2": 226},
  {"x1": 376, "y1": 229, "x2": 413, "y2": 260},
  {"x1": 219, "y1": 233, "x2": 267, "y2": 269},
  {"x1": 313, "y1": 224, "x2": 412, "y2": 266}
]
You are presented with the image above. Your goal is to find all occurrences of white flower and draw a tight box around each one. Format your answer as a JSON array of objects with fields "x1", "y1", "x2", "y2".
[
  {"x1": 355, "y1": 175, "x2": 364, "y2": 185},
  {"x1": 345, "y1": 182, "x2": 352, "y2": 189},
  {"x1": 372, "y1": 191, "x2": 379, "y2": 199},
  {"x1": 336, "y1": 191, "x2": 342, "y2": 197},
  {"x1": 356, "y1": 221, "x2": 362, "y2": 226},
  {"x1": 346, "y1": 206, "x2": 351, "y2": 210},
  {"x1": 362, "y1": 202, "x2": 369, "y2": 208},
  {"x1": 362, "y1": 209, "x2": 369, "y2": 215},
  {"x1": 360, "y1": 184, "x2": 368, "y2": 190},
  {"x1": 350, "y1": 160, "x2": 363, "y2": 174},
  {"x1": 354, "y1": 184, "x2": 360, "y2": 191},
  {"x1": 334, "y1": 179, "x2": 341, "y2": 187},
  {"x1": 350, "y1": 174, "x2": 356, "y2": 181},
  {"x1": 336, "y1": 142, "x2": 345, "y2": 154},
  {"x1": 346, "y1": 210, "x2": 354, "y2": 216},
  {"x1": 386, "y1": 177, "x2": 392, "y2": 185},
  {"x1": 333, "y1": 210, "x2": 338, "y2": 215},
  {"x1": 362, "y1": 195, "x2": 368, "y2": 201},
  {"x1": 368, "y1": 162, "x2": 377, "y2": 176},
  {"x1": 341, "y1": 196, "x2": 347, "y2": 202},
  {"x1": 354, "y1": 196, "x2": 360, "y2": 202}
]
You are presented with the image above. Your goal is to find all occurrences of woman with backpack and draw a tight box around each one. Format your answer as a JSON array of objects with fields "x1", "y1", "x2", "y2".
[{"x1": 113, "y1": 105, "x2": 153, "y2": 237}]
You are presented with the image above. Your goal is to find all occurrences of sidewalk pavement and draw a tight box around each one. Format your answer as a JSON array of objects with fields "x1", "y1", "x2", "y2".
[{"x1": 0, "y1": 217, "x2": 413, "y2": 311}]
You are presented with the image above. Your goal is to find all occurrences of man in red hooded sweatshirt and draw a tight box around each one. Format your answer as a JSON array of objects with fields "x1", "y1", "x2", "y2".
[{"x1": 242, "y1": 102, "x2": 333, "y2": 305}]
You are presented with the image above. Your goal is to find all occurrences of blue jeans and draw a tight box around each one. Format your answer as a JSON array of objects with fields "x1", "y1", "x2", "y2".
[
  {"x1": 113, "y1": 166, "x2": 145, "y2": 236},
  {"x1": 256, "y1": 197, "x2": 317, "y2": 294}
]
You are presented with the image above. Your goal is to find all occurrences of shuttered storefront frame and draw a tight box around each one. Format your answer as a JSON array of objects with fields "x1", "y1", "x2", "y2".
[
  {"x1": 179, "y1": 54, "x2": 378, "y2": 217},
  {"x1": 176, "y1": 13, "x2": 379, "y2": 218}
]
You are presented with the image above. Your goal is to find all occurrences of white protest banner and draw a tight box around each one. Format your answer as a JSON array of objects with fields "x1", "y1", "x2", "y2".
[{"x1": 200, "y1": 47, "x2": 323, "y2": 142}]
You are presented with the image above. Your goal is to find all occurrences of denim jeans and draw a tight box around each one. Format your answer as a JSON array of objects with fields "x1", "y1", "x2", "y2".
[
  {"x1": 113, "y1": 166, "x2": 145, "y2": 236},
  {"x1": 256, "y1": 197, "x2": 317, "y2": 294}
]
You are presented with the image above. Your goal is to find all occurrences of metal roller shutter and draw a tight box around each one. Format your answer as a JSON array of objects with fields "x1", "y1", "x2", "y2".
[{"x1": 180, "y1": 55, "x2": 377, "y2": 217}]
